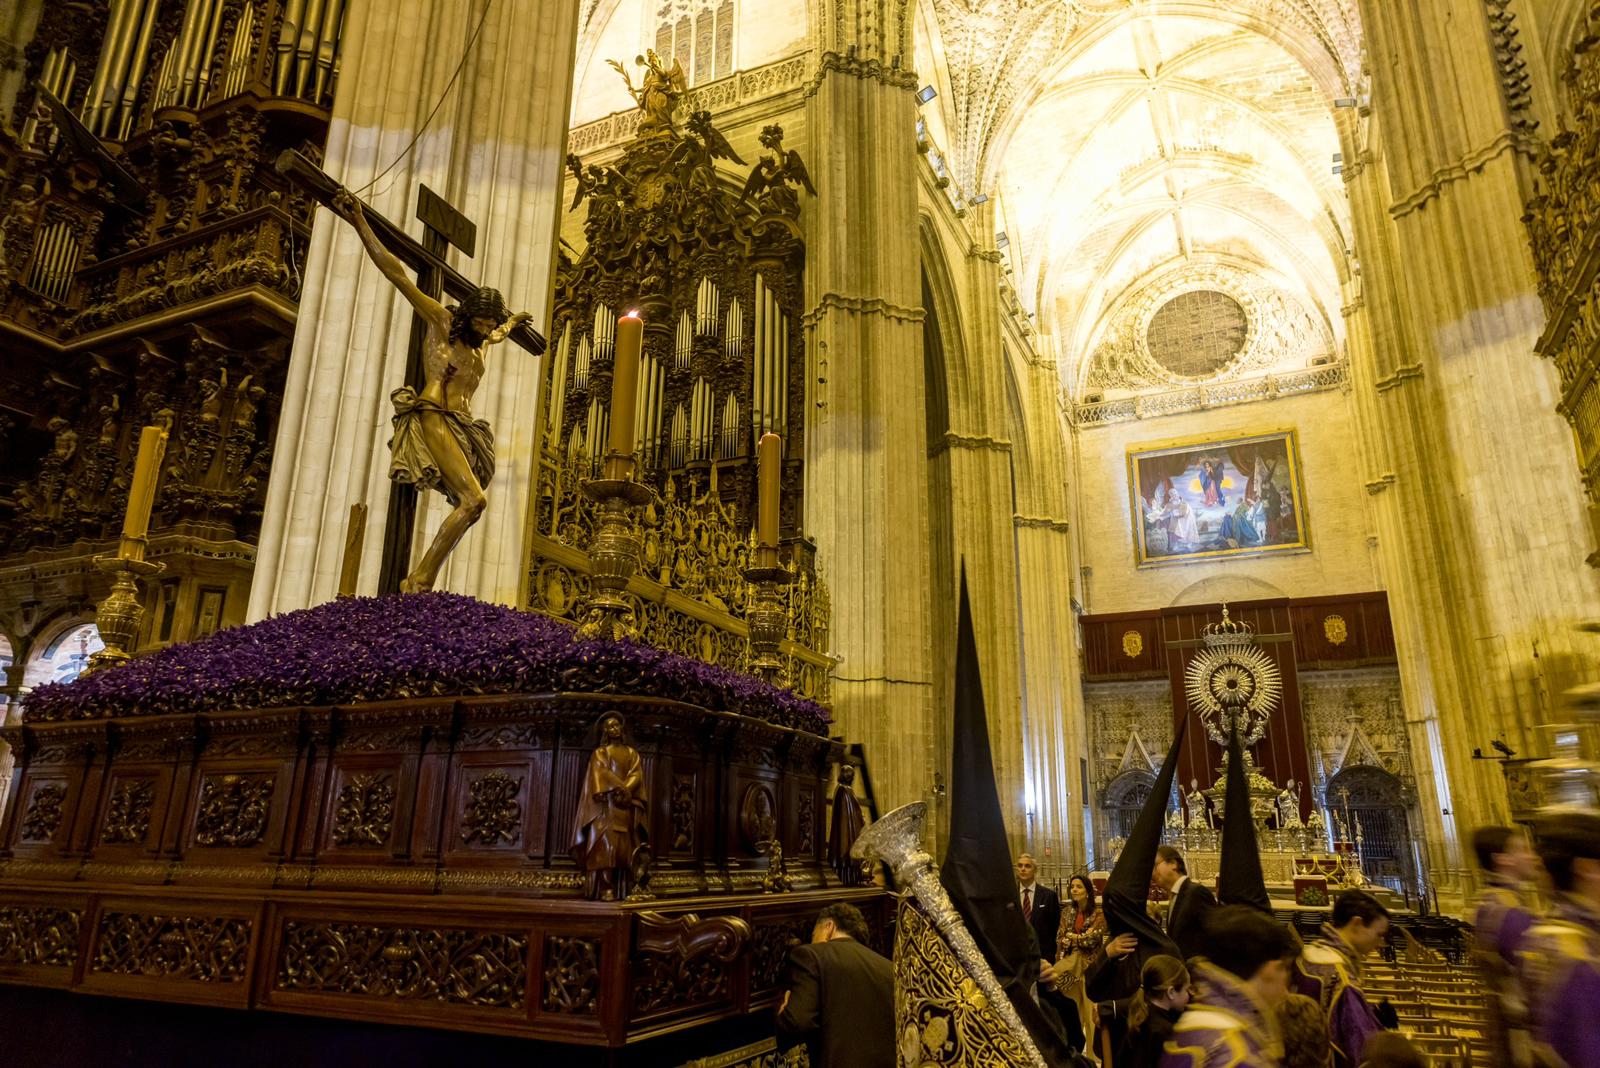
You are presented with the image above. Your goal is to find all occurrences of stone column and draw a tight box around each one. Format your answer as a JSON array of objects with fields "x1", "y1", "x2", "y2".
[
  {"x1": 925, "y1": 202, "x2": 1029, "y2": 849},
  {"x1": 1347, "y1": 0, "x2": 1600, "y2": 901},
  {"x1": 247, "y1": 0, "x2": 580, "y2": 619},
  {"x1": 802, "y1": 0, "x2": 936, "y2": 829},
  {"x1": 1009, "y1": 343, "x2": 1091, "y2": 872}
]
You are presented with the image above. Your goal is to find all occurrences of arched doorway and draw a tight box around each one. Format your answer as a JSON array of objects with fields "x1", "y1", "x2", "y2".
[
  {"x1": 1325, "y1": 763, "x2": 1415, "y2": 897},
  {"x1": 22, "y1": 619, "x2": 103, "y2": 690},
  {"x1": 1102, "y1": 768, "x2": 1159, "y2": 843}
]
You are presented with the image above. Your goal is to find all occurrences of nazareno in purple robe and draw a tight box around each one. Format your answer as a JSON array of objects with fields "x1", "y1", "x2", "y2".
[
  {"x1": 1292, "y1": 925, "x2": 1382, "y2": 1068},
  {"x1": 1522, "y1": 894, "x2": 1600, "y2": 1068}
]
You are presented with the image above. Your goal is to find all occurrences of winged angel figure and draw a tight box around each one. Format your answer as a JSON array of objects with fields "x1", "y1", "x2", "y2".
[
  {"x1": 740, "y1": 124, "x2": 816, "y2": 218},
  {"x1": 610, "y1": 49, "x2": 687, "y2": 136}
]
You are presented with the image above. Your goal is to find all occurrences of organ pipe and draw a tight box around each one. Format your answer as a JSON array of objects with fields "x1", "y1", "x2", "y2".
[
  {"x1": 675, "y1": 311, "x2": 693, "y2": 371},
  {"x1": 592, "y1": 303, "x2": 616, "y2": 361},
  {"x1": 696, "y1": 277, "x2": 718, "y2": 336}
]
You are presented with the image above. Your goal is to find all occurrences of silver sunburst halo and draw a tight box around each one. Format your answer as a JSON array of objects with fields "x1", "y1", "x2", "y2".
[{"x1": 1184, "y1": 641, "x2": 1282, "y2": 746}]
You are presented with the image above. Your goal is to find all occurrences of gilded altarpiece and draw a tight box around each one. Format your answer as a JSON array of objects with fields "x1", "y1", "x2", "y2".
[
  {"x1": 0, "y1": 0, "x2": 346, "y2": 651},
  {"x1": 1526, "y1": 9, "x2": 1600, "y2": 563},
  {"x1": 527, "y1": 83, "x2": 831, "y2": 700}
]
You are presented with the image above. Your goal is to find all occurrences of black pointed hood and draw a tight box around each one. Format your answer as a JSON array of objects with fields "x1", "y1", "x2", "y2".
[
  {"x1": 1102, "y1": 716, "x2": 1186, "y2": 958},
  {"x1": 1217, "y1": 725, "x2": 1272, "y2": 913},
  {"x1": 940, "y1": 569, "x2": 1075, "y2": 1066}
]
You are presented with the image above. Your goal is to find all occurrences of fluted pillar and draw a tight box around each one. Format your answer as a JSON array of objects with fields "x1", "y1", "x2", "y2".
[
  {"x1": 1348, "y1": 0, "x2": 1600, "y2": 901},
  {"x1": 926, "y1": 202, "x2": 1029, "y2": 849},
  {"x1": 248, "y1": 0, "x2": 579, "y2": 619},
  {"x1": 803, "y1": 0, "x2": 936, "y2": 835},
  {"x1": 1010, "y1": 345, "x2": 1090, "y2": 875}
]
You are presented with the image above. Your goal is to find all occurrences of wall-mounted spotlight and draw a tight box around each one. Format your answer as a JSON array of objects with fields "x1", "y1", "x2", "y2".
[
  {"x1": 917, "y1": 85, "x2": 937, "y2": 105},
  {"x1": 1334, "y1": 97, "x2": 1358, "y2": 108},
  {"x1": 970, "y1": 193, "x2": 989, "y2": 205},
  {"x1": 996, "y1": 231, "x2": 1009, "y2": 250}
]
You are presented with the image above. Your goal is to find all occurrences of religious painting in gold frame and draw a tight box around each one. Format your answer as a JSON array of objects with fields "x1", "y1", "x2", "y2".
[{"x1": 1127, "y1": 428, "x2": 1309, "y2": 567}]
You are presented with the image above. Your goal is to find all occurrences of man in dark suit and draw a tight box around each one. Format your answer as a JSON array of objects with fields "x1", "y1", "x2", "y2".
[
  {"x1": 1017, "y1": 853, "x2": 1081, "y2": 1049},
  {"x1": 776, "y1": 902, "x2": 894, "y2": 1067},
  {"x1": 1016, "y1": 853, "x2": 1062, "y2": 966},
  {"x1": 1155, "y1": 844, "x2": 1216, "y2": 962}
]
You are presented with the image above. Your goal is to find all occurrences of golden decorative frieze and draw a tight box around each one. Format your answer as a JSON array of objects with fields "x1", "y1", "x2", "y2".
[{"x1": 1073, "y1": 363, "x2": 1347, "y2": 427}]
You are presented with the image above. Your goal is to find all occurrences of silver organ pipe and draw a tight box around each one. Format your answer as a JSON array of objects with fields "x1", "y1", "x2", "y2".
[
  {"x1": 81, "y1": 0, "x2": 134, "y2": 134},
  {"x1": 719, "y1": 392, "x2": 740, "y2": 460},
  {"x1": 545, "y1": 323, "x2": 571, "y2": 444},
  {"x1": 23, "y1": 48, "x2": 76, "y2": 147},
  {"x1": 691, "y1": 377, "x2": 712, "y2": 461},
  {"x1": 584, "y1": 397, "x2": 609, "y2": 477},
  {"x1": 696, "y1": 277, "x2": 719, "y2": 336},
  {"x1": 273, "y1": 0, "x2": 308, "y2": 95},
  {"x1": 669, "y1": 404, "x2": 688, "y2": 470},
  {"x1": 648, "y1": 356, "x2": 665, "y2": 465},
  {"x1": 634, "y1": 354, "x2": 664, "y2": 464},
  {"x1": 675, "y1": 310, "x2": 693, "y2": 371},
  {"x1": 723, "y1": 296, "x2": 742, "y2": 359},
  {"x1": 592, "y1": 302, "x2": 615, "y2": 361},
  {"x1": 27, "y1": 221, "x2": 80, "y2": 304},
  {"x1": 113, "y1": 0, "x2": 163, "y2": 138},
  {"x1": 273, "y1": 0, "x2": 345, "y2": 104},
  {"x1": 573, "y1": 334, "x2": 591, "y2": 393},
  {"x1": 312, "y1": 0, "x2": 346, "y2": 105},
  {"x1": 753, "y1": 274, "x2": 765, "y2": 441},
  {"x1": 222, "y1": 3, "x2": 256, "y2": 97}
]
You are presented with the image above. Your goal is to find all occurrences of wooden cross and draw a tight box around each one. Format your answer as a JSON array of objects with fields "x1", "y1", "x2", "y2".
[{"x1": 274, "y1": 150, "x2": 546, "y2": 594}]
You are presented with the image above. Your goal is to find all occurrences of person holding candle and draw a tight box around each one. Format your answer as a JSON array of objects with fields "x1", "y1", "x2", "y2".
[{"x1": 332, "y1": 191, "x2": 531, "y2": 593}]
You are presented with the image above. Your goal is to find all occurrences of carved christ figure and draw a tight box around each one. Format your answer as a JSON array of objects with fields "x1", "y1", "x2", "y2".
[
  {"x1": 331, "y1": 191, "x2": 531, "y2": 593},
  {"x1": 570, "y1": 713, "x2": 648, "y2": 901}
]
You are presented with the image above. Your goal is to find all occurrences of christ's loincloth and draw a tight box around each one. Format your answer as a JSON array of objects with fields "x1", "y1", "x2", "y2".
[{"x1": 388, "y1": 386, "x2": 496, "y2": 504}]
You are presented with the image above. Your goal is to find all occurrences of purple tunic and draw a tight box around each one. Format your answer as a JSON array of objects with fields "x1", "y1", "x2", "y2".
[
  {"x1": 1292, "y1": 924, "x2": 1382, "y2": 1068},
  {"x1": 1160, "y1": 962, "x2": 1283, "y2": 1068},
  {"x1": 1521, "y1": 895, "x2": 1600, "y2": 1068},
  {"x1": 1473, "y1": 877, "x2": 1536, "y2": 1067}
]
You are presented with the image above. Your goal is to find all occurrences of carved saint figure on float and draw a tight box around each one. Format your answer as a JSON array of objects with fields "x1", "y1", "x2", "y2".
[{"x1": 571, "y1": 712, "x2": 649, "y2": 900}]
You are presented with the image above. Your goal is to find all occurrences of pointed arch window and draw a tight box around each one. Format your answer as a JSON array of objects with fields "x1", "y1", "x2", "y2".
[{"x1": 653, "y1": 0, "x2": 735, "y2": 86}]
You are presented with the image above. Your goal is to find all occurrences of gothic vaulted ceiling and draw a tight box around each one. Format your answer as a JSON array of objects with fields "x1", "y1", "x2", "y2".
[{"x1": 916, "y1": 0, "x2": 1363, "y2": 400}]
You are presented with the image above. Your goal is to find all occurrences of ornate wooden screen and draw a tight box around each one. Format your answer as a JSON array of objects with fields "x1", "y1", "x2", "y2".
[{"x1": 525, "y1": 81, "x2": 830, "y2": 701}]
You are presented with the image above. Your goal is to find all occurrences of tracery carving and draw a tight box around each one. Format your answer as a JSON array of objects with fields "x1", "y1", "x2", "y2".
[
  {"x1": 193, "y1": 774, "x2": 273, "y2": 847},
  {"x1": 92, "y1": 912, "x2": 251, "y2": 983},
  {"x1": 0, "y1": 905, "x2": 81, "y2": 967},
  {"x1": 332, "y1": 773, "x2": 396, "y2": 847},
  {"x1": 275, "y1": 921, "x2": 528, "y2": 1008},
  {"x1": 541, "y1": 935, "x2": 602, "y2": 1015}
]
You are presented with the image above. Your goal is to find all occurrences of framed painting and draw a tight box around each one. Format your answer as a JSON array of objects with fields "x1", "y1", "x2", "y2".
[{"x1": 1127, "y1": 428, "x2": 1309, "y2": 566}]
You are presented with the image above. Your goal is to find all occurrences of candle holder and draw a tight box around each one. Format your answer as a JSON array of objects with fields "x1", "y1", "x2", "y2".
[
  {"x1": 84, "y1": 553, "x2": 164, "y2": 675},
  {"x1": 576, "y1": 456, "x2": 657, "y2": 641},
  {"x1": 742, "y1": 548, "x2": 794, "y2": 684}
]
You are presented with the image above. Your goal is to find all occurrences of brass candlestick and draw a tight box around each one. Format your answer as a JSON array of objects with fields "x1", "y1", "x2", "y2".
[
  {"x1": 85, "y1": 551, "x2": 164, "y2": 675},
  {"x1": 742, "y1": 546, "x2": 793, "y2": 683},
  {"x1": 577, "y1": 454, "x2": 657, "y2": 641}
]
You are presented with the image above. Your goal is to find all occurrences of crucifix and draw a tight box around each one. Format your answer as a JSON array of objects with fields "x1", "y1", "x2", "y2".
[{"x1": 275, "y1": 150, "x2": 546, "y2": 594}]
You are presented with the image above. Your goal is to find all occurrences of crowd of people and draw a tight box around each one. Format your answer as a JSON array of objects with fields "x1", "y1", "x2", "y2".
[{"x1": 773, "y1": 809, "x2": 1600, "y2": 1068}]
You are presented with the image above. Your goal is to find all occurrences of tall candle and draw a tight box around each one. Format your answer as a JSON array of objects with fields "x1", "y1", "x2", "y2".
[
  {"x1": 605, "y1": 311, "x2": 642, "y2": 477},
  {"x1": 758, "y1": 432, "x2": 781, "y2": 549},
  {"x1": 121, "y1": 424, "x2": 168, "y2": 544}
]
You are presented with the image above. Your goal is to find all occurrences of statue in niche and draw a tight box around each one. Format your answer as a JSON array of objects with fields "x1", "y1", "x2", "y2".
[
  {"x1": 1277, "y1": 779, "x2": 1302, "y2": 828},
  {"x1": 330, "y1": 191, "x2": 530, "y2": 592},
  {"x1": 828, "y1": 763, "x2": 866, "y2": 886},
  {"x1": 610, "y1": 49, "x2": 686, "y2": 137},
  {"x1": 1185, "y1": 778, "x2": 1212, "y2": 829},
  {"x1": 570, "y1": 712, "x2": 649, "y2": 901}
]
